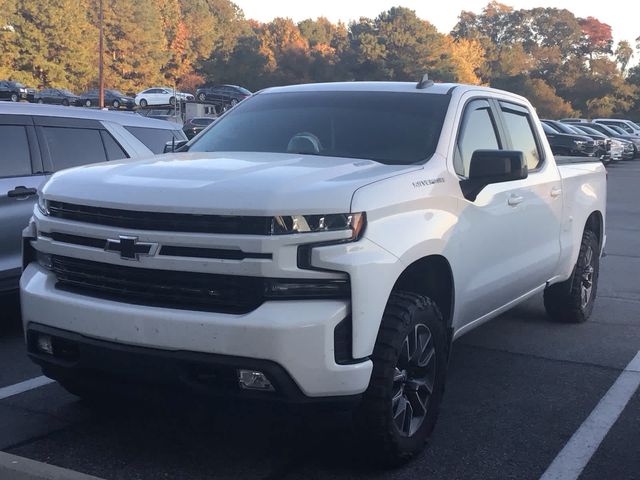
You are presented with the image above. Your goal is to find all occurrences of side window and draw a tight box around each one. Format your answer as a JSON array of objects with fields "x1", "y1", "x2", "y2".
[
  {"x1": 499, "y1": 102, "x2": 542, "y2": 171},
  {"x1": 100, "y1": 130, "x2": 129, "y2": 160},
  {"x1": 42, "y1": 127, "x2": 107, "y2": 171},
  {"x1": 0, "y1": 125, "x2": 31, "y2": 177},
  {"x1": 454, "y1": 100, "x2": 500, "y2": 177},
  {"x1": 124, "y1": 126, "x2": 181, "y2": 154}
]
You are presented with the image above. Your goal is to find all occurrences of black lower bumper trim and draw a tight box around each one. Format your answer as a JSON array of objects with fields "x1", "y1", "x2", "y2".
[{"x1": 26, "y1": 323, "x2": 362, "y2": 405}]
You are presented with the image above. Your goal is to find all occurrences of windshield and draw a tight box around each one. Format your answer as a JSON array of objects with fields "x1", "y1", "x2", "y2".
[{"x1": 188, "y1": 91, "x2": 450, "y2": 165}]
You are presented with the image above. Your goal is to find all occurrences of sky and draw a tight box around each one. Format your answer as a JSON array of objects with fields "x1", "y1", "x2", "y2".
[{"x1": 233, "y1": 0, "x2": 639, "y2": 47}]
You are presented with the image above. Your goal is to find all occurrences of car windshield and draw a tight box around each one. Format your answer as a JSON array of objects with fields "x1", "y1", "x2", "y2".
[
  {"x1": 541, "y1": 123, "x2": 557, "y2": 134},
  {"x1": 237, "y1": 86, "x2": 251, "y2": 95},
  {"x1": 188, "y1": 91, "x2": 450, "y2": 165},
  {"x1": 59, "y1": 89, "x2": 74, "y2": 95}
]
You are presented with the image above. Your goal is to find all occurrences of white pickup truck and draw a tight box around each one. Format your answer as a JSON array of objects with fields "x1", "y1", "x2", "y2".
[{"x1": 21, "y1": 80, "x2": 606, "y2": 464}]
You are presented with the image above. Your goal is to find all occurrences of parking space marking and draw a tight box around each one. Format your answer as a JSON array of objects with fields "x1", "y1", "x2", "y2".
[
  {"x1": 0, "y1": 376, "x2": 55, "y2": 401},
  {"x1": 540, "y1": 351, "x2": 640, "y2": 480}
]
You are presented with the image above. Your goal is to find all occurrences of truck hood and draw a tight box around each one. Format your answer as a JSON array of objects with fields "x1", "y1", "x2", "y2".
[{"x1": 42, "y1": 152, "x2": 420, "y2": 215}]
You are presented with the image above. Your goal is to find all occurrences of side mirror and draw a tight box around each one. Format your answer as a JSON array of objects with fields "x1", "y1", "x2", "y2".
[
  {"x1": 163, "y1": 139, "x2": 188, "y2": 154},
  {"x1": 460, "y1": 150, "x2": 527, "y2": 201}
]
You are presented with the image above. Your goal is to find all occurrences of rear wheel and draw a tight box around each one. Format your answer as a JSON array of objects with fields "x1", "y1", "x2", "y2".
[
  {"x1": 544, "y1": 229, "x2": 599, "y2": 323},
  {"x1": 62, "y1": 99, "x2": 69, "y2": 106},
  {"x1": 169, "y1": 96, "x2": 176, "y2": 106},
  {"x1": 355, "y1": 292, "x2": 448, "y2": 466},
  {"x1": 85, "y1": 99, "x2": 92, "y2": 107},
  {"x1": 230, "y1": 98, "x2": 238, "y2": 107}
]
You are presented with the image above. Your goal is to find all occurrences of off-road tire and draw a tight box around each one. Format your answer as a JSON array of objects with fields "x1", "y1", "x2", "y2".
[
  {"x1": 355, "y1": 292, "x2": 448, "y2": 466},
  {"x1": 544, "y1": 229, "x2": 599, "y2": 323}
]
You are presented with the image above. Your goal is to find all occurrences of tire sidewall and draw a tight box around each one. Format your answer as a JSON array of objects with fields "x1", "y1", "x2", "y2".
[{"x1": 578, "y1": 231, "x2": 599, "y2": 318}]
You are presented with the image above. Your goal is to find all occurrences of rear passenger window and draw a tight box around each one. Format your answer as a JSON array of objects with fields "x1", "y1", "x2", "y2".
[
  {"x1": 125, "y1": 126, "x2": 185, "y2": 154},
  {"x1": 455, "y1": 100, "x2": 500, "y2": 177},
  {"x1": 500, "y1": 102, "x2": 542, "y2": 171},
  {"x1": 100, "y1": 130, "x2": 129, "y2": 160},
  {"x1": 42, "y1": 127, "x2": 107, "y2": 171},
  {"x1": 0, "y1": 125, "x2": 31, "y2": 177}
]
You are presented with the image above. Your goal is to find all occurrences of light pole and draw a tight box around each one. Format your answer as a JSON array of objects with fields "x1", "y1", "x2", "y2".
[{"x1": 98, "y1": 0, "x2": 104, "y2": 108}]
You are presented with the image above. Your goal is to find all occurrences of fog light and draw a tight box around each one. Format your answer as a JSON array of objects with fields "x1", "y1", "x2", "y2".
[
  {"x1": 237, "y1": 369, "x2": 274, "y2": 391},
  {"x1": 36, "y1": 334, "x2": 54, "y2": 355},
  {"x1": 36, "y1": 251, "x2": 53, "y2": 270}
]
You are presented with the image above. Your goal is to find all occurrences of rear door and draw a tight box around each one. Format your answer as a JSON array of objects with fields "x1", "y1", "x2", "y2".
[
  {"x1": 0, "y1": 114, "x2": 44, "y2": 290},
  {"x1": 496, "y1": 100, "x2": 563, "y2": 288}
]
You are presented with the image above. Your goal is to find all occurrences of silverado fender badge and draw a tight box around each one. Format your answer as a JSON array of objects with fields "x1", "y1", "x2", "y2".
[{"x1": 412, "y1": 178, "x2": 445, "y2": 188}]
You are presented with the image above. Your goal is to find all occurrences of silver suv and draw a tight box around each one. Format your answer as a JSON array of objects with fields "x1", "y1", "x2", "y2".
[{"x1": 0, "y1": 103, "x2": 186, "y2": 292}]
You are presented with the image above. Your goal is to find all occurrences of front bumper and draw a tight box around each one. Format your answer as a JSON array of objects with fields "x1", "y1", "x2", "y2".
[{"x1": 20, "y1": 264, "x2": 373, "y2": 399}]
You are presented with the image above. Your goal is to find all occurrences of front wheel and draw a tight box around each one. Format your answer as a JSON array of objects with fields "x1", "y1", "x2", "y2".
[
  {"x1": 169, "y1": 96, "x2": 176, "y2": 106},
  {"x1": 139, "y1": 98, "x2": 148, "y2": 107},
  {"x1": 355, "y1": 292, "x2": 448, "y2": 466},
  {"x1": 544, "y1": 229, "x2": 600, "y2": 323},
  {"x1": 112, "y1": 100, "x2": 120, "y2": 109},
  {"x1": 37, "y1": 99, "x2": 44, "y2": 104},
  {"x1": 85, "y1": 99, "x2": 92, "y2": 107}
]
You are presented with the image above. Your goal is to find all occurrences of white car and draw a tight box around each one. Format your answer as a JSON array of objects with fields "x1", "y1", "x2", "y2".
[
  {"x1": 134, "y1": 87, "x2": 194, "y2": 107},
  {"x1": 22, "y1": 80, "x2": 606, "y2": 465}
]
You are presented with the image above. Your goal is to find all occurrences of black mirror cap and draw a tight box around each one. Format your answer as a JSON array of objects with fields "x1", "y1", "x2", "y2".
[
  {"x1": 163, "y1": 139, "x2": 189, "y2": 154},
  {"x1": 461, "y1": 150, "x2": 528, "y2": 201}
]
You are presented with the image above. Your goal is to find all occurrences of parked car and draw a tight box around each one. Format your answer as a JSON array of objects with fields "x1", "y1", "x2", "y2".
[
  {"x1": 593, "y1": 119, "x2": 640, "y2": 137},
  {"x1": 78, "y1": 89, "x2": 136, "y2": 110},
  {"x1": 569, "y1": 122, "x2": 640, "y2": 158},
  {"x1": 135, "y1": 87, "x2": 194, "y2": 107},
  {"x1": 561, "y1": 123, "x2": 611, "y2": 162},
  {"x1": 541, "y1": 122, "x2": 597, "y2": 157},
  {"x1": 195, "y1": 85, "x2": 251, "y2": 108},
  {"x1": 34, "y1": 88, "x2": 79, "y2": 106},
  {"x1": 23, "y1": 81, "x2": 606, "y2": 465},
  {"x1": 182, "y1": 116, "x2": 216, "y2": 139},
  {"x1": 571, "y1": 124, "x2": 634, "y2": 161},
  {"x1": 0, "y1": 80, "x2": 36, "y2": 102},
  {"x1": 0, "y1": 102, "x2": 186, "y2": 293}
]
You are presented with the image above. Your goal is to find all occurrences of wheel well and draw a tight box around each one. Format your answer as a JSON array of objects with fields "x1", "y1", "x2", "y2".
[
  {"x1": 392, "y1": 255, "x2": 454, "y2": 328},
  {"x1": 585, "y1": 211, "x2": 604, "y2": 250}
]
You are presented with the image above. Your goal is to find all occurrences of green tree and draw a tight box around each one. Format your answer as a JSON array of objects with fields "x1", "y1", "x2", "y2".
[{"x1": 9, "y1": 0, "x2": 96, "y2": 89}]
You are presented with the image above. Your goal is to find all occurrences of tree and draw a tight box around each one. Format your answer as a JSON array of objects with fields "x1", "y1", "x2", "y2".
[
  {"x1": 615, "y1": 40, "x2": 634, "y2": 76},
  {"x1": 8, "y1": 0, "x2": 96, "y2": 89},
  {"x1": 492, "y1": 75, "x2": 575, "y2": 118},
  {"x1": 578, "y1": 16, "x2": 613, "y2": 68}
]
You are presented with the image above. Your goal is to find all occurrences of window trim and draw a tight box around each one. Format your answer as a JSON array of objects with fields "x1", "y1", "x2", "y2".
[
  {"x1": 0, "y1": 124, "x2": 43, "y2": 179},
  {"x1": 453, "y1": 97, "x2": 504, "y2": 179},
  {"x1": 497, "y1": 100, "x2": 546, "y2": 173}
]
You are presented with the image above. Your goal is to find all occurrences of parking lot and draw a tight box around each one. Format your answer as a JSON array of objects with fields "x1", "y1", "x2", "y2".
[{"x1": 1, "y1": 160, "x2": 639, "y2": 480}]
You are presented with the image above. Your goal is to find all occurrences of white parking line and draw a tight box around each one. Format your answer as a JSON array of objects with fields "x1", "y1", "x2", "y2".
[
  {"x1": 0, "y1": 376, "x2": 55, "y2": 400},
  {"x1": 540, "y1": 351, "x2": 640, "y2": 480}
]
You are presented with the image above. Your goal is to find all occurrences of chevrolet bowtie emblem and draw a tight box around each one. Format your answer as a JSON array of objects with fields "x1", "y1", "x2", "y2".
[{"x1": 105, "y1": 235, "x2": 158, "y2": 260}]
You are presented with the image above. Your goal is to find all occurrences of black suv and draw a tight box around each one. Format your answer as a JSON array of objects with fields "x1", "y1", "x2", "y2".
[
  {"x1": 541, "y1": 122, "x2": 597, "y2": 157},
  {"x1": 78, "y1": 89, "x2": 136, "y2": 110},
  {"x1": 195, "y1": 85, "x2": 251, "y2": 109},
  {"x1": 0, "y1": 80, "x2": 36, "y2": 102},
  {"x1": 34, "y1": 88, "x2": 79, "y2": 106}
]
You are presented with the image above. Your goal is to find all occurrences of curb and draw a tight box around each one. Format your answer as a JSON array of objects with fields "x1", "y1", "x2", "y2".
[{"x1": 0, "y1": 451, "x2": 103, "y2": 480}]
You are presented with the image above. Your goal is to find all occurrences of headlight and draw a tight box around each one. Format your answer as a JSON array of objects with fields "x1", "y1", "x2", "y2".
[
  {"x1": 37, "y1": 195, "x2": 49, "y2": 215},
  {"x1": 121, "y1": 97, "x2": 127, "y2": 102},
  {"x1": 573, "y1": 140, "x2": 588, "y2": 148},
  {"x1": 270, "y1": 212, "x2": 366, "y2": 240}
]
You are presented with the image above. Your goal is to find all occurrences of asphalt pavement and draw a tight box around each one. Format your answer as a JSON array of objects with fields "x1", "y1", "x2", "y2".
[{"x1": 1, "y1": 160, "x2": 639, "y2": 480}]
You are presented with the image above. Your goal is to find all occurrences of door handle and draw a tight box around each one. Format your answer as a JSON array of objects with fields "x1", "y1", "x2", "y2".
[
  {"x1": 550, "y1": 187, "x2": 562, "y2": 198},
  {"x1": 7, "y1": 186, "x2": 37, "y2": 198},
  {"x1": 507, "y1": 194, "x2": 524, "y2": 206}
]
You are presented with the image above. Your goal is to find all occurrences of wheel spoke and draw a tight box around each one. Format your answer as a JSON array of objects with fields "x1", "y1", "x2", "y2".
[
  {"x1": 393, "y1": 368, "x2": 405, "y2": 383},
  {"x1": 393, "y1": 396, "x2": 409, "y2": 434}
]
